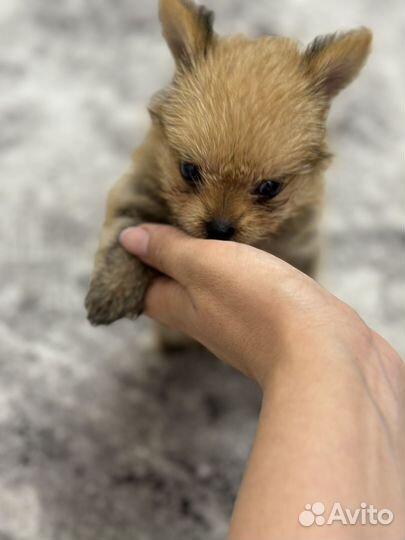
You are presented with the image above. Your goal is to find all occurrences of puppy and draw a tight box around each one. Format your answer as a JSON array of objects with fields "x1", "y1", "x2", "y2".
[{"x1": 85, "y1": 0, "x2": 372, "y2": 330}]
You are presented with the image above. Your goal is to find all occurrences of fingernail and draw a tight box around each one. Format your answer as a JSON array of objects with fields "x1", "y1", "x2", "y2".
[{"x1": 120, "y1": 227, "x2": 150, "y2": 257}]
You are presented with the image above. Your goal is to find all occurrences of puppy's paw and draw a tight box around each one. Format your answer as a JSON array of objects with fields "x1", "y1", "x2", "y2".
[
  {"x1": 85, "y1": 245, "x2": 154, "y2": 326},
  {"x1": 85, "y1": 273, "x2": 144, "y2": 325}
]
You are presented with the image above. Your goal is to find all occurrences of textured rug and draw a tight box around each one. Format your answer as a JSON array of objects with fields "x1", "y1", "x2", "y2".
[{"x1": 0, "y1": 0, "x2": 403, "y2": 538}]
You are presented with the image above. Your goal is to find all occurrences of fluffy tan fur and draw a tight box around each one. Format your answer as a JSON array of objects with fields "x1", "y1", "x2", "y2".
[{"x1": 85, "y1": 0, "x2": 372, "y2": 326}]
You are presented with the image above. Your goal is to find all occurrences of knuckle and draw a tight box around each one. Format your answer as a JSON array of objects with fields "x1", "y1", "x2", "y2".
[
  {"x1": 194, "y1": 240, "x2": 240, "y2": 280},
  {"x1": 150, "y1": 236, "x2": 168, "y2": 271}
]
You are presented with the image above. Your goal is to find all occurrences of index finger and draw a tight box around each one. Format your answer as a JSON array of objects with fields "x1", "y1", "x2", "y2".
[{"x1": 120, "y1": 224, "x2": 202, "y2": 284}]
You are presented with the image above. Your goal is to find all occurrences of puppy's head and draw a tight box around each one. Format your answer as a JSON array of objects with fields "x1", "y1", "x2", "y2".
[{"x1": 150, "y1": 0, "x2": 372, "y2": 243}]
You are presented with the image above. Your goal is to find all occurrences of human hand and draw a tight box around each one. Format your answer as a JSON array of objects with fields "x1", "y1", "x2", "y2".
[
  {"x1": 120, "y1": 224, "x2": 405, "y2": 539},
  {"x1": 120, "y1": 224, "x2": 344, "y2": 385}
]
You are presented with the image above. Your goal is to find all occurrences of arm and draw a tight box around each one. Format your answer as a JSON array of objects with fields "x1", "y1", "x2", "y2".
[
  {"x1": 120, "y1": 224, "x2": 405, "y2": 540},
  {"x1": 229, "y1": 331, "x2": 405, "y2": 540}
]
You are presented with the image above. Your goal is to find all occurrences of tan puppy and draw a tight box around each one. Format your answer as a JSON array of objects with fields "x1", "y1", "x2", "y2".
[{"x1": 85, "y1": 0, "x2": 372, "y2": 328}]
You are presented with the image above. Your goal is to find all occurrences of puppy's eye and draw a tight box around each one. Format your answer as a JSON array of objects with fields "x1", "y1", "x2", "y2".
[
  {"x1": 255, "y1": 180, "x2": 283, "y2": 200},
  {"x1": 180, "y1": 162, "x2": 202, "y2": 185}
]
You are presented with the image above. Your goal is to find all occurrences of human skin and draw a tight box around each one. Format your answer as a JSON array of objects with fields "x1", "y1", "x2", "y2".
[{"x1": 120, "y1": 224, "x2": 405, "y2": 540}]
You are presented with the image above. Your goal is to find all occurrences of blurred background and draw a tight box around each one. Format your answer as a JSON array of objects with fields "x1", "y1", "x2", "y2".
[{"x1": 0, "y1": 0, "x2": 403, "y2": 538}]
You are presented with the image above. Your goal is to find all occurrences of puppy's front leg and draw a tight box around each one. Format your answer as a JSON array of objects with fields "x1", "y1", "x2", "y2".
[{"x1": 85, "y1": 169, "x2": 166, "y2": 325}]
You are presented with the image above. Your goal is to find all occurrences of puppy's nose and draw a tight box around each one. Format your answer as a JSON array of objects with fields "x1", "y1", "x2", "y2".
[{"x1": 206, "y1": 219, "x2": 236, "y2": 241}]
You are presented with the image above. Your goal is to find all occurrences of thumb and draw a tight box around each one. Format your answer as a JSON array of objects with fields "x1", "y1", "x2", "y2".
[{"x1": 119, "y1": 224, "x2": 199, "y2": 283}]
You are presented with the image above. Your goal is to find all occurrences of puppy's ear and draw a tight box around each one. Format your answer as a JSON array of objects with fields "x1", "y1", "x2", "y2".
[
  {"x1": 304, "y1": 27, "x2": 372, "y2": 99},
  {"x1": 159, "y1": 0, "x2": 215, "y2": 69}
]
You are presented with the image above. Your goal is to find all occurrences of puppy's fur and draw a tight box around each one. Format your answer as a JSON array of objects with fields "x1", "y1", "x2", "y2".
[{"x1": 85, "y1": 0, "x2": 372, "y2": 326}]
